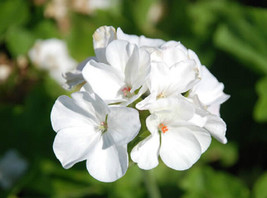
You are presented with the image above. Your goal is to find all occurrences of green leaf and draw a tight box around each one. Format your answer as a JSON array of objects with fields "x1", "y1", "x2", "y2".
[
  {"x1": 6, "y1": 26, "x2": 36, "y2": 57},
  {"x1": 33, "y1": 20, "x2": 60, "y2": 39},
  {"x1": 253, "y1": 172, "x2": 267, "y2": 198},
  {"x1": 254, "y1": 77, "x2": 267, "y2": 122},
  {"x1": 180, "y1": 166, "x2": 250, "y2": 198},
  {"x1": 0, "y1": 0, "x2": 29, "y2": 35},
  {"x1": 66, "y1": 14, "x2": 96, "y2": 61},
  {"x1": 214, "y1": 7, "x2": 267, "y2": 74},
  {"x1": 202, "y1": 140, "x2": 238, "y2": 167}
]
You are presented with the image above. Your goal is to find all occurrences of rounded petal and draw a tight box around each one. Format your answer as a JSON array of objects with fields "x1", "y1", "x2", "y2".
[
  {"x1": 51, "y1": 92, "x2": 99, "y2": 132},
  {"x1": 86, "y1": 141, "x2": 128, "y2": 182},
  {"x1": 190, "y1": 66, "x2": 230, "y2": 106},
  {"x1": 174, "y1": 124, "x2": 212, "y2": 153},
  {"x1": 106, "y1": 107, "x2": 141, "y2": 146},
  {"x1": 82, "y1": 60, "x2": 124, "y2": 103},
  {"x1": 106, "y1": 40, "x2": 136, "y2": 73},
  {"x1": 53, "y1": 127, "x2": 99, "y2": 169},
  {"x1": 145, "y1": 96, "x2": 195, "y2": 121},
  {"x1": 131, "y1": 133, "x2": 160, "y2": 170},
  {"x1": 204, "y1": 115, "x2": 227, "y2": 144},
  {"x1": 160, "y1": 127, "x2": 202, "y2": 170},
  {"x1": 169, "y1": 60, "x2": 199, "y2": 93}
]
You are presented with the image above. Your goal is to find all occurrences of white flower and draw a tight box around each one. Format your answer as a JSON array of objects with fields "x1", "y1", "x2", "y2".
[
  {"x1": 0, "y1": 64, "x2": 12, "y2": 83},
  {"x1": 189, "y1": 66, "x2": 230, "y2": 116},
  {"x1": 131, "y1": 97, "x2": 211, "y2": 170},
  {"x1": 29, "y1": 39, "x2": 77, "y2": 85},
  {"x1": 0, "y1": 150, "x2": 28, "y2": 189},
  {"x1": 51, "y1": 91, "x2": 141, "y2": 182},
  {"x1": 82, "y1": 39, "x2": 151, "y2": 106}
]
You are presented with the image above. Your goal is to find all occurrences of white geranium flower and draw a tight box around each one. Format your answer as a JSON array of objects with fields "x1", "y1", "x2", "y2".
[
  {"x1": 131, "y1": 97, "x2": 211, "y2": 170},
  {"x1": 29, "y1": 39, "x2": 77, "y2": 85},
  {"x1": 82, "y1": 39, "x2": 151, "y2": 106},
  {"x1": 189, "y1": 65, "x2": 230, "y2": 116},
  {"x1": 51, "y1": 91, "x2": 141, "y2": 182}
]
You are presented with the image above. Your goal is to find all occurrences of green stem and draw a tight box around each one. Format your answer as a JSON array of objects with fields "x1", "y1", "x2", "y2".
[{"x1": 142, "y1": 170, "x2": 161, "y2": 198}]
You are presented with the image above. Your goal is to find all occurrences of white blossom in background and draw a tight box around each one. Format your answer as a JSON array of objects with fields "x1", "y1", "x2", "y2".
[
  {"x1": 0, "y1": 150, "x2": 28, "y2": 189},
  {"x1": 51, "y1": 25, "x2": 229, "y2": 182},
  {"x1": 71, "y1": 0, "x2": 120, "y2": 15},
  {"x1": 29, "y1": 39, "x2": 77, "y2": 85},
  {"x1": 0, "y1": 64, "x2": 12, "y2": 83},
  {"x1": 51, "y1": 91, "x2": 140, "y2": 182}
]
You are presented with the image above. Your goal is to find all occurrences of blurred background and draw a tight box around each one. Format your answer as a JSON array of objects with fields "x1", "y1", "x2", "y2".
[{"x1": 0, "y1": 0, "x2": 267, "y2": 197}]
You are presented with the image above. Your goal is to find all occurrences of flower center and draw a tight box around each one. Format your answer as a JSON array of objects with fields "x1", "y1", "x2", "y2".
[
  {"x1": 99, "y1": 121, "x2": 108, "y2": 133},
  {"x1": 159, "y1": 123, "x2": 168, "y2": 133},
  {"x1": 122, "y1": 86, "x2": 132, "y2": 98},
  {"x1": 157, "y1": 92, "x2": 166, "y2": 99}
]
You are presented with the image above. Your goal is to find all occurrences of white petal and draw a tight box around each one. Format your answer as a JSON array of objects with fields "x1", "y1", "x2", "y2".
[
  {"x1": 53, "y1": 127, "x2": 99, "y2": 169},
  {"x1": 160, "y1": 126, "x2": 202, "y2": 170},
  {"x1": 190, "y1": 66, "x2": 230, "y2": 106},
  {"x1": 106, "y1": 107, "x2": 141, "y2": 146},
  {"x1": 117, "y1": 27, "x2": 165, "y2": 47},
  {"x1": 86, "y1": 141, "x2": 128, "y2": 182},
  {"x1": 136, "y1": 92, "x2": 157, "y2": 111},
  {"x1": 158, "y1": 42, "x2": 188, "y2": 67},
  {"x1": 82, "y1": 60, "x2": 124, "y2": 102},
  {"x1": 169, "y1": 60, "x2": 199, "y2": 93},
  {"x1": 105, "y1": 40, "x2": 135, "y2": 73},
  {"x1": 93, "y1": 26, "x2": 116, "y2": 63},
  {"x1": 130, "y1": 133, "x2": 160, "y2": 170},
  {"x1": 51, "y1": 92, "x2": 99, "y2": 132},
  {"x1": 63, "y1": 56, "x2": 95, "y2": 90},
  {"x1": 171, "y1": 124, "x2": 211, "y2": 153},
  {"x1": 207, "y1": 103, "x2": 221, "y2": 116},
  {"x1": 130, "y1": 48, "x2": 151, "y2": 92},
  {"x1": 145, "y1": 96, "x2": 195, "y2": 121},
  {"x1": 204, "y1": 114, "x2": 227, "y2": 144},
  {"x1": 62, "y1": 57, "x2": 95, "y2": 90}
]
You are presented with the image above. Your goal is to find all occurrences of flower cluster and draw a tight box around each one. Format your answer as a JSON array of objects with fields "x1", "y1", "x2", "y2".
[{"x1": 51, "y1": 26, "x2": 229, "y2": 182}]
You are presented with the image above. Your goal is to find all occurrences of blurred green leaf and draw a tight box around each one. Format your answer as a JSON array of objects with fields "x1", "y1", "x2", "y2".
[
  {"x1": 66, "y1": 14, "x2": 95, "y2": 61},
  {"x1": 0, "y1": 0, "x2": 29, "y2": 35},
  {"x1": 202, "y1": 140, "x2": 238, "y2": 167},
  {"x1": 253, "y1": 172, "x2": 267, "y2": 198},
  {"x1": 254, "y1": 77, "x2": 267, "y2": 122},
  {"x1": 181, "y1": 166, "x2": 250, "y2": 198},
  {"x1": 33, "y1": 20, "x2": 60, "y2": 39},
  {"x1": 132, "y1": 0, "x2": 157, "y2": 31},
  {"x1": 214, "y1": 7, "x2": 267, "y2": 74},
  {"x1": 6, "y1": 26, "x2": 36, "y2": 57}
]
